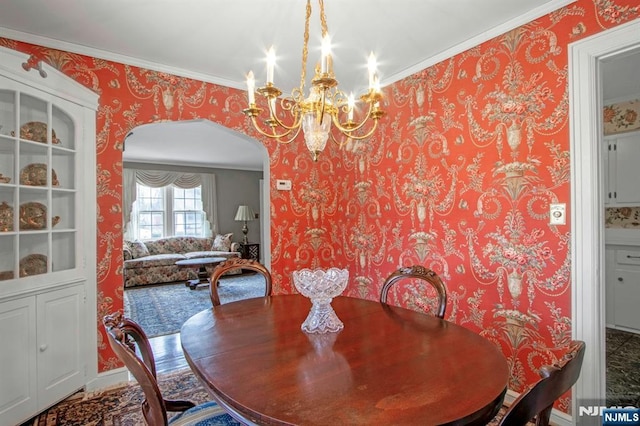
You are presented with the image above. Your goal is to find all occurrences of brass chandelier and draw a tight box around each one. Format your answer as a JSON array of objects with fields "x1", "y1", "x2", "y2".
[{"x1": 243, "y1": 0, "x2": 384, "y2": 161}]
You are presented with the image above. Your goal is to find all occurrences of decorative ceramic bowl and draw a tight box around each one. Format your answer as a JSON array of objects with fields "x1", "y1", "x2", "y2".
[
  {"x1": 0, "y1": 201, "x2": 13, "y2": 231},
  {"x1": 292, "y1": 268, "x2": 349, "y2": 334}
]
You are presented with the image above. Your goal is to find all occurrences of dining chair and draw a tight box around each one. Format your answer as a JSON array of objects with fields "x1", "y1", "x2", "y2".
[
  {"x1": 497, "y1": 340, "x2": 586, "y2": 426},
  {"x1": 102, "y1": 312, "x2": 239, "y2": 425},
  {"x1": 380, "y1": 265, "x2": 447, "y2": 318},
  {"x1": 209, "y1": 257, "x2": 273, "y2": 306}
]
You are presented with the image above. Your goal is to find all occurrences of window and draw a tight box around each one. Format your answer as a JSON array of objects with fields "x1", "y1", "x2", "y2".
[
  {"x1": 136, "y1": 185, "x2": 165, "y2": 239},
  {"x1": 173, "y1": 187, "x2": 204, "y2": 236},
  {"x1": 132, "y1": 184, "x2": 205, "y2": 239}
]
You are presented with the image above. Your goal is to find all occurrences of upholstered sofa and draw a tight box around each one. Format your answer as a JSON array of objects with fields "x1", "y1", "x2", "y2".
[{"x1": 123, "y1": 234, "x2": 240, "y2": 288}]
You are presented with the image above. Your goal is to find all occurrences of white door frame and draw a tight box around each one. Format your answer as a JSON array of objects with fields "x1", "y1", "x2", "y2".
[{"x1": 570, "y1": 18, "x2": 640, "y2": 423}]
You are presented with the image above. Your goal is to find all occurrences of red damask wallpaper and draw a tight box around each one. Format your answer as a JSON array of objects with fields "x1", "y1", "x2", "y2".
[{"x1": 1, "y1": 0, "x2": 638, "y2": 411}]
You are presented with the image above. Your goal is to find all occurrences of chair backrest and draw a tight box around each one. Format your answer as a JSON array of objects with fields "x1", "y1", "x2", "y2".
[
  {"x1": 380, "y1": 265, "x2": 447, "y2": 318},
  {"x1": 498, "y1": 340, "x2": 586, "y2": 426},
  {"x1": 103, "y1": 312, "x2": 182, "y2": 425},
  {"x1": 209, "y1": 257, "x2": 273, "y2": 306}
]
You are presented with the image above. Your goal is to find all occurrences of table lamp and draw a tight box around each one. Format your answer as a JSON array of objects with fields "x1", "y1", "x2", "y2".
[{"x1": 234, "y1": 205, "x2": 255, "y2": 244}]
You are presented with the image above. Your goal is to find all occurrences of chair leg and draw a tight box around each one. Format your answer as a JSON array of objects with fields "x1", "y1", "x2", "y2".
[
  {"x1": 535, "y1": 405, "x2": 553, "y2": 426},
  {"x1": 165, "y1": 399, "x2": 196, "y2": 412}
]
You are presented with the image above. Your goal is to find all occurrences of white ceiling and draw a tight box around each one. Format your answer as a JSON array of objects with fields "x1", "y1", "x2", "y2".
[{"x1": 0, "y1": 0, "x2": 611, "y2": 171}]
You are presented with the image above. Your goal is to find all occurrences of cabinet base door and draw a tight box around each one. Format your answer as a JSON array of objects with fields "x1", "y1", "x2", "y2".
[
  {"x1": 614, "y1": 268, "x2": 640, "y2": 331},
  {"x1": 37, "y1": 285, "x2": 85, "y2": 409},
  {"x1": 0, "y1": 297, "x2": 37, "y2": 425}
]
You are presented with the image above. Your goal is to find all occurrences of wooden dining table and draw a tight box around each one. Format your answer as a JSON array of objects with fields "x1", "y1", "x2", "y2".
[{"x1": 180, "y1": 295, "x2": 509, "y2": 425}]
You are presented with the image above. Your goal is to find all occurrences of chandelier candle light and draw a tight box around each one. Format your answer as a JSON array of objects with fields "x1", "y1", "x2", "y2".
[{"x1": 243, "y1": 0, "x2": 384, "y2": 161}]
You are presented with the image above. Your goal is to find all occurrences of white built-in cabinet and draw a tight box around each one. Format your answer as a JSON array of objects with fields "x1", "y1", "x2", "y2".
[
  {"x1": 603, "y1": 129, "x2": 640, "y2": 206},
  {"x1": 605, "y1": 238, "x2": 640, "y2": 333},
  {"x1": 0, "y1": 46, "x2": 98, "y2": 425}
]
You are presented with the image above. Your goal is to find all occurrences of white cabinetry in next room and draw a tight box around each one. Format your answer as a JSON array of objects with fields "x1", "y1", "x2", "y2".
[
  {"x1": 604, "y1": 129, "x2": 640, "y2": 206},
  {"x1": 605, "y1": 229, "x2": 640, "y2": 334}
]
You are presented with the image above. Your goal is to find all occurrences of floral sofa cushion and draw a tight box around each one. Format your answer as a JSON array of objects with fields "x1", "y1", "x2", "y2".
[
  {"x1": 124, "y1": 253, "x2": 185, "y2": 268},
  {"x1": 212, "y1": 233, "x2": 233, "y2": 251},
  {"x1": 144, "y1": 236, "x2": 213, "y2": 256},
  {"x1": 130, "y1": 240, "x2": 150, "y2": 258},
  {"x1": 123, "y1": 235, "x2": 241, "y2": 288}
]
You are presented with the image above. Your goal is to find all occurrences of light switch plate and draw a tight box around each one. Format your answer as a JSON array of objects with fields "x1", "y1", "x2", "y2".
[{"x1": 549, "y1": 203, "x2": 566, "y2": 225}]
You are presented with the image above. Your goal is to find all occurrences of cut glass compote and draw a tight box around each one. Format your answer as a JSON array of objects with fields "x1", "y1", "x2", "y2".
[{"x1": 292, "y1": 268, "x2": 349, "y2": 333}]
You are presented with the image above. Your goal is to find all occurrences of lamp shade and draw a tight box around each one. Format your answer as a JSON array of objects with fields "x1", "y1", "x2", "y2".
[{"x1": 235, "y1": 205, "x2": 255, "y2": 222}]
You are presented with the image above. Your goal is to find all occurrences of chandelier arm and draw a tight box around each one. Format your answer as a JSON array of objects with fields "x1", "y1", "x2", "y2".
[
  {"x1": 331, "y1": 101, "x2": 375, "y2": 133},
  {"x1": 329, "y1": 131, "x2": 349, "y2": 148},
  {"x1": 264, "y1": 102, "x2": 303, "y2": 131},
  {"x1": 334, "y1": 118, "x2": 380, "y2": 141},
  {"x1": 249, "y1": 116, "x2": 297, "y2": 140},
  {"x1": 275, "y1": 125, "x2": 303, "y2": 145}
]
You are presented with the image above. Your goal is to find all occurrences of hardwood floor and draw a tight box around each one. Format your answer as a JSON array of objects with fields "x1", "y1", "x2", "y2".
[{"x1": 150, "y1": 332, "x2": 189, "y2": 374}]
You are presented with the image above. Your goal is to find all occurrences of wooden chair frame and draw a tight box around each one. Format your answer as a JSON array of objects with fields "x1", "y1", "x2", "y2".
[
  {"x1": 498, "y1": 340, "x2": 586, "y2": 426},
  {"x1": 209, "y1": 257, "x2": 272, "y2": 306},
  {"x1": 103, "y1": 312, "x2": 195, "y2": 425},
  {"x1": 380, "y1": 265, "x2": 447, "y2": 319}
]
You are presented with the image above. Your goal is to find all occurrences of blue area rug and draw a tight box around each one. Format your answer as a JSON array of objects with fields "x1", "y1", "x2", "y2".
[{"x1": 124, "y1": 273, "x2": 265, "y2": 337}]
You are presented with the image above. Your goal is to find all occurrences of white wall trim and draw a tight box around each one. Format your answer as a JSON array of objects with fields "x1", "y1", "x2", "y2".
[
  {"x1": 261, "y1": 147, "x2": 271, "y2": 270},
  {"x1": 85, "y1": 367, "x2": 129, "y2": 392},
  {"x1": 569, "y1": 18, "x2": 640, "y2": 426}
]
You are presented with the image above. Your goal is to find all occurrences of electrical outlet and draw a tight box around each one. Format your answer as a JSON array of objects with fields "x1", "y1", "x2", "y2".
[{"x1": 549, "y1": 203, "x2": 566, "y2": 225}]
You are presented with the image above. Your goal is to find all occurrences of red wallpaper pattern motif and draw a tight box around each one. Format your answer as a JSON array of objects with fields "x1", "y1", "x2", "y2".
[{"x1": 2, "y1": 0, "x2": 639, "y2": 409}]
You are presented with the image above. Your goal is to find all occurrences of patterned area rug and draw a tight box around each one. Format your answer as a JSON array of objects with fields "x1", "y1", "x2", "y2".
[
  {"x1": 124, "y1": 273, "x2": 265, "y2": 337},
  {"x1": 21, "y1": 368, "x2": 232, "y2": 426}
]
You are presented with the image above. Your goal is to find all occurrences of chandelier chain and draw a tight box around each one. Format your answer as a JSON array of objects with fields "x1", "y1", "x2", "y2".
[
  {"x1": 318, "y1": 0, "x2": 329, "y2": 38},
  {"x1": 300, "y1": 0, "x2": 312, "y2": 91}
]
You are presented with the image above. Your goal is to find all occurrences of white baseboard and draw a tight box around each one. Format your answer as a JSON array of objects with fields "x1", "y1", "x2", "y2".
[
  {"x1": 504, "y1": 389, "x2": 574, "y2": 426},
  {"x1": 85, "y1": 367, "x2": 130, "y2": 391}
]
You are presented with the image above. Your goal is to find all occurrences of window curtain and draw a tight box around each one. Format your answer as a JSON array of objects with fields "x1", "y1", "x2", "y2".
[{"x1": 123, "y1": 169, "x2": 218, "y2": 236}]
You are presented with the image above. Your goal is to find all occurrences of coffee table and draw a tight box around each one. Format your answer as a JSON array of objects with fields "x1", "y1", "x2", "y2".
[{"x1": 175, "y1": 257, "x2": 226, "y2": 290}]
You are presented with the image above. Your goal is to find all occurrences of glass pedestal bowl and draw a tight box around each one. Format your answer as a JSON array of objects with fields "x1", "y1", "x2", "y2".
[{"x1": 292, "y1": 268, "x2": 349, "y2": 334}]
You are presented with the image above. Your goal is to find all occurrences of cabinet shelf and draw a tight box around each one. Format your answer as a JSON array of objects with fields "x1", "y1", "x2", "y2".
[{"x1": 0, "y1": 85, "x2": 79, "y2": 285}]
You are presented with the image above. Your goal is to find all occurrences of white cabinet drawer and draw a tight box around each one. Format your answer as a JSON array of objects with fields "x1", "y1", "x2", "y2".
[{"x1": 616, "y1": 249, "x2": 640, "y2": 265}]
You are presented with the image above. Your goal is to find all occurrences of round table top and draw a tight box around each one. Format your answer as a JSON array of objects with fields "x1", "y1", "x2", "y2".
[
  {"x1": 181, "y1": 295, "x2": 508, "y2": 426},
  {"x1": 174, "y1": 256, "x2": 227, "y2": 266}
]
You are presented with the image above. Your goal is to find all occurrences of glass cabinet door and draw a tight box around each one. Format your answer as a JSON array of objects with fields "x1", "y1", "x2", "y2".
[{"x1": 0, "y1": 87, "x2": 78, "y2": 282}]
